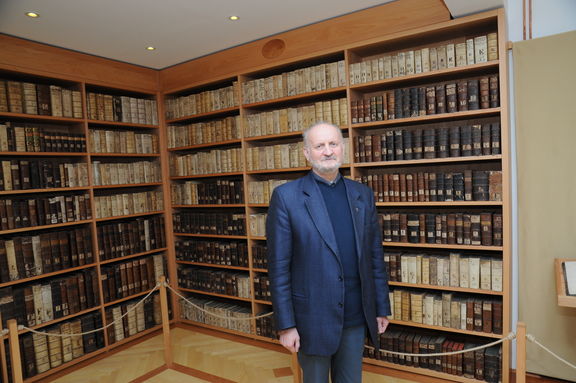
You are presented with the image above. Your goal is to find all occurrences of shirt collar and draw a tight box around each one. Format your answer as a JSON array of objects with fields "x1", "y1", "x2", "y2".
[{"x1": 312, "y1": 171, "x2": 341, "y2": 187}]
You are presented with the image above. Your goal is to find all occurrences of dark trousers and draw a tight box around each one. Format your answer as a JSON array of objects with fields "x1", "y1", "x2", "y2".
[{"x1": 297, "y1": 325, "x2": 365, "y2": 383}]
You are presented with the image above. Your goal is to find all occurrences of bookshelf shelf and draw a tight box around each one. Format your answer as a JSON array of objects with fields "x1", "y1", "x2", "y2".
[
  {"x1": 0, "y1": 186, "x2": 90, "y2": 195},
  {"x1": 242, "y1": 86, "x2": 347, "y2": 109},
  {"x1": 167, "y1": 139, "x2": 242, "y2": 152},
  {"x1": 86, "y1": 119, "x2": 158, "y2": 129},
  {"x1": 179, "y1": 287, "x2": 252, "y2": 302},
  {"x1": 353, "y1": 155, "x2": 503, "y2": 168},
  {"x1": 383, "y1": 242, "x2": 503, "y2": 251},
  {"x1": 102, "y1": 288, "x2": 157, "y2": 308},
  {"x1": 387, "y1": 319, "x2": 502, "y2": 339},
  {"x1": 0, "y1": 151, "x2": 87, "y2": 157},
  {"x1": 0, "y1": 219, "x2": 91, "y2": 235},
  {"x1": 244, "y1": 131, "x2": 304, "y2": 142},
  {"x1": 0, "y1": 112, "x2": 83, "y2": 124},
  {"x1": 99, "y1": 247, "x2": 168, "y2": 265},
  {"x1": 174, "y1": 233, "x2": 247, "y2": 239},
  {"x1": 89, "y1": 152, "x2": 160, "y2": 157},
  {"x1": 376, "y1": 201, "x2": 502, "y2": 207},
  {"x1": 171, "y1": 172, "x2": 243, "y2": 180},
  {"x1": 351, "y1": 108, "x2": 501, "y2": 129},
  {"x1": 173, "y1": 204, "x2": 245, "y2": 208},
  {"x1": 92, "y1": 182, "x2": 163, "y2": 189},
  {"x1": 95, "y1": 210, "x2": 164, "y2": 222},
  {"x1": 349, "y1": 61, "x2": 499, "y2": 92},
  {"x1": 175, "y1": 260, "x2": 250, "y2": 271},
  {"x1": 15, "y1": 306, "x2": 101, "y2": 336},
  {"x1": 165, "y1": 106, "x2": 240, "y2": 124},
  {"x1": 246, "y1": 167, "x2": 311, "y2": 175},
  {"x1": 388, "y1": 281, "x2": 503, "y2": 296},
  {"x1": 0, "y1": 263, "x2": 98, "y2": 289}
]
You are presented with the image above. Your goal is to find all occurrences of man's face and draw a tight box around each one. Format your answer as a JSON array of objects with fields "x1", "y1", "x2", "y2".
[{"x1": 303, "y1": 124, "x2": 343, "y2": 175}]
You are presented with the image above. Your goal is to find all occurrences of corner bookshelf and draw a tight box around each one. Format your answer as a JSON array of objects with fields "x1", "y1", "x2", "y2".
[
  {"x1": 164, "y1": 8, "x2": 510, "y2": 383},
  {"x1": 0, "y1": 72, "x2": 171, "y2": 381}
]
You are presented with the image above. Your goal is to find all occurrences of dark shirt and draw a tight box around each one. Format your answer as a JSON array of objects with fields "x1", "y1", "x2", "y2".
[{"x1": 313, "y1": 172, "x2": 365, "y2": 327}]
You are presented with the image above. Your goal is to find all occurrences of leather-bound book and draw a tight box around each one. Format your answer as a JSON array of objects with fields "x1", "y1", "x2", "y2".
[
  {"x1": 7, "y1": 81, "x2": 23, "y2": 113},
  {"x1": 446, "y1": 83, "x2": 457, "y2": 113},
  {"x1": 457, "y1": 80, "x2": 468, "y2": 111},
  {"x1": 492, "y1": 213, "x2": 503, "y2": 246},
  {"x1": 484, "y1": 345, "x2": 501, "y2": 383},
  {"x1": 489, "y1": 76, "x2": 499, "y2": 108},
  {"x1": 468, "y1": 79, "x2": 479, "y2": 110}
]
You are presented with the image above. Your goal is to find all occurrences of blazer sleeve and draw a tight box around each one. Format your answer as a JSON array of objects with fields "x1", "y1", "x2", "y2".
[
  {"x1": 367, "y1": 191, "x2": 392, "y2": 317},
  {"x1": 266, "y1": 188, "x2": 296, "y2": 331}
]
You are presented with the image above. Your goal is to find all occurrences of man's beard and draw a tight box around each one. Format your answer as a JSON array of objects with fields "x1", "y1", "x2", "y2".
[{"x1": 309, "y1": 155, "x2": 342, "y2": 174}]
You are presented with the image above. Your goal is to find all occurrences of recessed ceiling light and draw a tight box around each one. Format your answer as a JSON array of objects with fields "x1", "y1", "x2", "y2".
[
  {"x1": 229, "y1": 16, "x2": 239, "y2": 21},
  {"x1": 146, "y1": 46, "x2": 156, "y2": 51},
  {"x1": 26, "y1": 12, "x2": 40, "y2": 18}
]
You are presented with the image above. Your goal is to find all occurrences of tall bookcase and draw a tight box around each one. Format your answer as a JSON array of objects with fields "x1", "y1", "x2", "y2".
[
  {"x1": 165, "y1": 9, "x2": 510, "y2": 383},
  {"x1": 0, "y1": 71, "x2": 172, "y2": 381}
]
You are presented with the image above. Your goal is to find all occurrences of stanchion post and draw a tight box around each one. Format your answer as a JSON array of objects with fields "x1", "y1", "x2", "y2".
[
  {"x1": 516, "y1": 322, "x2": 527, "y2": 383},
  {"x1": 159, "y1": 276, "x2": 173, "y2": 368},
  {"x1": 0, "y1": 313, "x2": 9, "y2": 383},
  {"x1": 291, "y1": 352, "x2": 302, "y2": 383},
  {"x1": 7, "y1": 319, "x2": 23, "y2": 383}
]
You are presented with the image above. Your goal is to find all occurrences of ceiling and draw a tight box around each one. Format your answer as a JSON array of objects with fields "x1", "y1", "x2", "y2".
[{"x1": 0, "y1": 0, "x2": 504, "y2": 70}]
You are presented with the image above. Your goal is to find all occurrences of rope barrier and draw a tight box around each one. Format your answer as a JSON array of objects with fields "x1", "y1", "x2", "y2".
[
  {"x1": 375, "y1": 332, "x2": 515, "y2": 357},
  {"x1": 165, "y1": 282, "x2": 275, "y2": 320},
  {"x1": 17, "y1": 283, "x2": 161, "y2": 338},
  {"x1": 526, "y1": 334, "x2": 576, "y2": 370}
]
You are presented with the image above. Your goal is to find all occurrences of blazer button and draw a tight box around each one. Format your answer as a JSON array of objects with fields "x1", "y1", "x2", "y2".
[
  {"x1": 338, "y1": 276, "x2": 343, "y2": 281},
  {"x1": 338, "y1": 302, "x2": 343, "y2": 308}
]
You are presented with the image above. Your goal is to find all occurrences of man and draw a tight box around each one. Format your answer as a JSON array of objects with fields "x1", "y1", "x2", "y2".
[{"x1": 266, "y1": 122, "x2": 391, "y2": 383}]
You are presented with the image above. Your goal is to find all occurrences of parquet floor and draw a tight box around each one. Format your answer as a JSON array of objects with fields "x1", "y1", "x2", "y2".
[{"x1": 49, "y1": 327, "x2": 416, "y2": 383}]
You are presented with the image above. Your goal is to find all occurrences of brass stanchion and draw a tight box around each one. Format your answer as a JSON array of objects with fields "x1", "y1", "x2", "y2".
[
  {"x1": 516, "y1": 322, "x2": 527, "y2": 383},
  {"x1": 159, "y1": 276, "x2": 174, "y2": 368},
  {"x1": 7, "y1": 319, "x2": 23, "y2": 383}
]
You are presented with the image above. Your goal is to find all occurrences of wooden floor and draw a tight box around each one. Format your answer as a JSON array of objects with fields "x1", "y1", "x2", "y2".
[{"x1": 49, "y1": 326, "x2": 417, "y2": 383}]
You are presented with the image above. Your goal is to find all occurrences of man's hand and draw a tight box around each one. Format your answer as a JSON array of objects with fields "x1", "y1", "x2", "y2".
[
  {"x1": 278, "y1": 327, "x2": 300, "y2": 353},
  {"x1": 377, "y1": 316, "x2": 389, "y2": 334}
]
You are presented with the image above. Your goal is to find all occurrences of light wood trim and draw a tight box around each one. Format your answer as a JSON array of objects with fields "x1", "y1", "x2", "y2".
[
  {"x1": 555, "y1": 258, "x2": 576, "y2": 307},
  {"x1": 128, "y1": 365, "x2": 168, "y2": 383},
  {"x1": 0, "y1": 35, "x2": 157, "y2": 92},
  {"x1": 167, "y1": 139, "x2": 242, "y2": 151},
  {"x1": 363, "y1": 358, "x2": 484, "y2": 383},
  {"x1": 242, "y1": 87, "x2": 347, "y2": 109},
  {"x1": 175, "y1": 260, "x2": 250, "y2": 271},
  {"x1": 99, "y1": 247, "x2": 168, "y2": 265},
  {"x1": 516, "y1": 322, "x2": 527, "y2": 383},
  {"x1": 92, "y1": 182, "x2": 163, "y2": 189},
  {"x1": 388, "y1": 281, "x2": 504, "y2": 296},
  {"x1": 89, "y1": 152, "x2": 160, "y2": 157},
  {"x1": 172, "y1": 204, "x2": 245, "y2": 208},
  {"x1": 179, "y1": 288, "x2": 251, "y2": 302},
  {"x1": 14, "y1": 307, "x2": 101, "y2": 336},
  {"x1": 0, "y1": 186, "x2": 90, "y2": 195},
  {"x1": 159, "y1": 0, "x2": 451, "y2": 92},
  {"x1": 95, "y1": 210, "x2": 163, "y2": 222},
  {"x1": 159, "y1": 276, "x2": 173, "y2": 368},
  {"x1": 102, "y1": 288, "x2": 157, "y2": 307},
  {"x1": 0, "y1": 111, "x2": 83, "y2": 123},
  {"x1": 8, "y1": 320, "x2": 23, "y2": 382},
  {"x1": 0, "y1": 151, "x2": 87, "y2": 157},
  {"x1": 375, "y1": 201, "x2": 503, "y2": 207},
  {"x1": 174, "y1": 233, "x2": 247, "y2": 239},
  {"x1": 165, "y1": 106, "x2": 240, "y2": 123},
  {"x1": 171, "y1": 172, "x2": 243, "y2": 180},
  {"x1": 86, "y1": 120, "x2": 158, "y2": 129}
]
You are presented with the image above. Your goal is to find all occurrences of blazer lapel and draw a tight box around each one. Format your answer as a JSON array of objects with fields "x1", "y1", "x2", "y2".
[
  {"x1": 302, "y1": 173, "x2": 340, "y2": 258},
  {"x1": 344, "y1": 178, "x2": 365, "y2": 257}
]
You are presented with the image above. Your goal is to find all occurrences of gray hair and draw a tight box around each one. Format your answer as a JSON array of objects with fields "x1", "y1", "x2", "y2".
[{"x1": 302, "y1": 122, "x2": 343, "y2": 148}]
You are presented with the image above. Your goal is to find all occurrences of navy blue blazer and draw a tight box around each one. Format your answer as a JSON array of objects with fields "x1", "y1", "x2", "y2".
[{"x1": 266, "y1": 172, "x2": 391, "y2": 356}]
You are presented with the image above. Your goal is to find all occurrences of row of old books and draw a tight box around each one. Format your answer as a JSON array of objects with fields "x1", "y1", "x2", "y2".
[
  {"x1": 255, "y1": 313, "x2": 276, "y2": 339},
  {"x1": 171, "y1": 179, "x2": 244, "y2": 205},
  {"x1": 364, "y1": 326, "x2": 501, "y2": 382},
  {"x1": 349, "y1": 33, "x2": 498, "y2": 85},
  {"x1": 175, "y1": 239, "x2": 249, "y2": 268},
  {"x1": 356, "y1": 170, "x2": 502, "y2": 203},
  {"x1": 247, "y1": 179, "x2": 289, "y2": 204},
  {"x1": 0, "y1": 123, "x2": 86, "y2": 153},
  {"x1": 0, "y1": 160, "x2": 89, "y2": 191},
  {"x1": 390, "y1": 288, "x2": 502, "y2": 334},
  {"x1": 352, "y1": 76, "x2": 499, "y2": 124},
  {"x1": 379, "y1": 212, "x2": 503, "y2": 246},
  {"x1": 0, "y1": 193, "x2": 91, "y2": 231},
  {"x1": 89, "y1": 129, "x2": 159, "y2": 154},
  {"x1": 249, "y1": 213, "x2": 267, "y2": 237},
  {"x1": 20, "y1": 312, "x2": 104, "y2": 378},
  {"x1": 86, "y1": 92, "x2": 158, "y2": 125},
  {"x1": 251, "y1": 244, "x2": 268, "y2": 270},
  {"x1": 242, "y1": 60, "x2": 347, "y2": 104},
  {"x1": 167, "y1": 116, "x2": 241, "y2": 149},
  {"x1": 386, "y1": 252, "x2": 503, "y2": 292},
  {"x1": 179, "y1": 295, "x2": 252, "y2": 334},
  {"x1": 105, "y1": 294, "x2": 161, "y2": 345},
  {"x1": 178, "y1": 266, "x2": 251, "y2": 299},
  {"x1": 101, "y1": 254, "x2": 165, "y2": 303},
  {"x1": 253, "y1": 274, "x2": 270, "y2": 301},
  {"x1": 91, "y1": 160, "x2": 162, "y2": 186},
  {"x1": 0, "y1": 228, "x2": 93, "y2": 283},
  {"x1": 0, "y1": 80, "x2": 83, "y2": 118},
  {"x1": 0, "y1": 269, "x2": 100, "y2": 328},
  {"x1": 246, "y1": 141, "x2": 306, "y2": 171},
  {"x1": 96, "y1": 216, "x2": 166, "y2": 261},
  {"x1": 173, "y1": 212, "x2": 246, "y2": 236},
  {"x1": 165, "y1": 82, "x2": 240, "y2": 120},
  {"x1": 94, "y1": 190, "x2": 164, "y2": 219},
  {"x1": 243, "y1": 98, "x2": 348, "y2": 138},
  {"x1": 354, "y1": 124, "x2": 501, "y2": 163},
  {"x1": 170, "y1": 147, "x2": 243, "y2": 176}
]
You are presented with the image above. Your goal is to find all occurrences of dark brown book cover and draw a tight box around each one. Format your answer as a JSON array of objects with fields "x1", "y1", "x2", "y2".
[
  {"x1": 77, "y1": 272, "x2": 87, "y2": 311},
  {"x1": 7, "y1": 81, "x2": 23, "y2": 113},
  {"x1": 36, "y1": 84, "x2": 52, "y2": 116},
  {"x1": 457, "y1": 80, "x2": 468, "y2": 111},
  {"x1": 489, "y1": 75, "x2": 499, "y2": 108},
  {"x1": 426, "y1": 86, "x2": 436, "y2": 115},
  {"x1": 480, "y1": 77, "x2": 490, "y2": 109},
  {"x1": 480, "y1": 212, "x2": 493, "y2": 246},
  {"x1": 446, "y1": 83, "x2": 457, "y2": 113}
]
